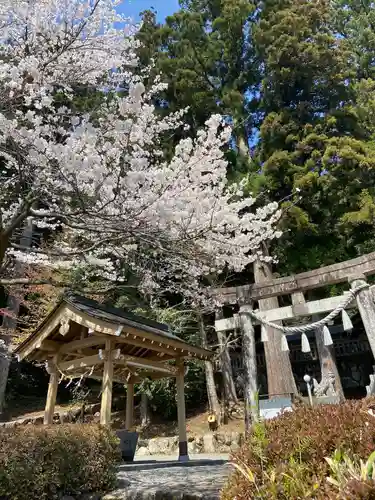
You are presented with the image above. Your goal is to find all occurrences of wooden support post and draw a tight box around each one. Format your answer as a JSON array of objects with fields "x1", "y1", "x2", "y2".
[
  {"x1": 44, "y1": 356, "x2": 59, "y2": 425},
  {"x1": 100, "y1": 339, "x2": 114, "y2": 426},
  {"x1": 239, "y1": 304, "x2": 259, "y2": 432},
  {"x1": 312, "y1": 313, "x2": 345, "y2": 402},
  {"x1": 176, "y1": 359, "x2": 189, "y2": 462},
  {"x1": 254, "y1": 259, "x2": 297, "y2": 397},
  {"x1": 350, "y1": 275, "x2": 375, "y2": 359},
  {"x1": 125, "y1": 382, "x2": 134, "y2": 430},
  {"x1": 293, "y1": 292, "x2": 345, "y2": 401}
]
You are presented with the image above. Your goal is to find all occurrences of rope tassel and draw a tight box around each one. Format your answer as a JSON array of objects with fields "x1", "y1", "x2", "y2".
[
  {"x1": 342, "y1": 310, "x2": 353, "y2": 332},
  {"x1": 261, "y1": 325, "x2": 269, "y2": 342},
  {"x1": 301, "y1": 333, "x2": 311, "y2": 353},
  {"x1": 323, "y1": 325, "x2": 333, "y2": 346},
  {"x1": 281, "y1": 334, "x2": 289, "y2": 352}
]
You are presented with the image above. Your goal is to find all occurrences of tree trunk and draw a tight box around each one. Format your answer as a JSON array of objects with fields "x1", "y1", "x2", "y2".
[
  {"x1": 0, "y1": 340, "x2": 11, "y2": 415},
  {"x1": 140, "y1": 393, "x2": 150, "y2": 428},
  {"x1": 198, "y1": 314, "x2": 221, "y2": 424},
  {"x1": 254, "y1": 259, "x2": 297, "y2": 396},
  {"x1": 215, "y1": 310, "x2": 239, "y2": 406},
  {"x1": 0, "y1": 219, "x2": 33, "y2": 414},
  {"x1": 0, "y1": 234, "x2": 8, "y2": 271}
]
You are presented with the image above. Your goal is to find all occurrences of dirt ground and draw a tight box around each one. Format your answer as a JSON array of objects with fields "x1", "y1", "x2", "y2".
[{"x1": 3, "y1": 397, "x2": 245, "y2": 437}]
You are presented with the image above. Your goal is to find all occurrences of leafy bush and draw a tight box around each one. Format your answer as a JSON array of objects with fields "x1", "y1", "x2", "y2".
[
  {"x1": 326, "y1": 449, "x2": 375, "y2": 499},
  {"x1": 0, "y1": 424, "x2": 120, "y2": 500},
  {"x1": 222, "y1": 397, "x2": 375, "y2": 499}
]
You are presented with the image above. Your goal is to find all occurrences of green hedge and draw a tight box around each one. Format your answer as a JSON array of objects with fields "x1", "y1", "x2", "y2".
[
  {"x1": 0, "y1": 424, "x2": 120, "y2": 500},
  {"x1": 222, "y1": 397, "x2": 375, "y2": 499}
]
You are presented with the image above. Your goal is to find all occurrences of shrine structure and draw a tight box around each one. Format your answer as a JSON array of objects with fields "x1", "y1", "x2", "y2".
[
  {"x1": 13, "y1": 294, "x2": 212, "y2": 461},
  {"x1": 211, "y1": 252, "x2": 375, "y2": 411}
]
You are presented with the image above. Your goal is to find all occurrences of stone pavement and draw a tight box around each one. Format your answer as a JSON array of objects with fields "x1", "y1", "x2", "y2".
[{"x1": 103, "y1": 454, "x2": 231, "y2": 500}]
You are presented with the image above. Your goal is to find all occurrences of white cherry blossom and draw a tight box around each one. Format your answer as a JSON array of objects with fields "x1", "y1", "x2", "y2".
[{"x1": 0, "y1": 0, "x2": 282, "y2": 302}]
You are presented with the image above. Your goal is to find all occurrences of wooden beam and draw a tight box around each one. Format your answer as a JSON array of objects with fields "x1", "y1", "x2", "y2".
[
  {"x1": 215, "y1": 292, "x2": 355, "y2": 334},
  {"x1": 38, "y1": 340, "x2": 61, "y2": 352},
  {"x1": 115, "y1": 355, "x2": 178, "y2": 374},
  {"x1": 17, "y1": 304, "x2": 67, "y2": 360},
  {"x1": 66, "y1": 371, "x2": 128, "y2": 385},
  {"x1": 100, "y1": 338, "x2": 114, "y2": 425},
  {"x1": 59, "y1": 336, "x2": 106, "y2": 354},
  {"x1": 94, "y1": 332, "x2": 178, "y2": 357},
  {"x1": 58, "y1": 354, "x2": 102, "y2": 372},
  {"x1": 213, "y1": 251, "x2": 375, "y2": 304},
  {"x1": 65, "y1": 305, "x2": 212, "y2": 360}
]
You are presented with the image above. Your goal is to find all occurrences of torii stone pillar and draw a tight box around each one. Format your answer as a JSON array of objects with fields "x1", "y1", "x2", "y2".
[{"x1": 350, "y1": 275, "x2": 375, "y2": 360}]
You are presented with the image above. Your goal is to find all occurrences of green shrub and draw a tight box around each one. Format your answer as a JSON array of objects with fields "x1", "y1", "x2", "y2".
[
  {"x1": 222, "y1": 397, "x2": 375, "y2": 499},
  {"x1": 0, "y1": 424, "x2": 120, "y2": 500}
]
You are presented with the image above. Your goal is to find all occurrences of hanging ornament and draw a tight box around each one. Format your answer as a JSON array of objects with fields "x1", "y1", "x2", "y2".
[
  {"x1": 301, "y1": 333, "x2": 311, "y2": 353},
  {"x1": 323, "y1": 325, "x2": 333, "y2": 346},
  {"x1": 261, "y1": 325, "x2": 269, "y2": 342},
  {"x1": 341, "y1": 310, "x2": 353, "y2": 332},
  {"x1": 281, "y1": 334, "x2": 289, "y2": 352}
]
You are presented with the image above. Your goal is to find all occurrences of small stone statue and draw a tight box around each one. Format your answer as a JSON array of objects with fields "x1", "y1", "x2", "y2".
[{"x1": 313, "y1": 371, "x2": 337, "y2": 397}]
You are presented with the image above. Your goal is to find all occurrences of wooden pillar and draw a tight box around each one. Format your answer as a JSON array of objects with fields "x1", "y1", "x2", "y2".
[
  {"x1": 312, "y1": 314, "x2": 345, "y2": 402},
  {"x1": 295, "y1": 292, "x2": 345, "y2": 401},
  {"x1": 350, "y1": 275, "x2": 375, "y2": 360},
  {"x1": 44, "y1": 356, "x2": 59, "y2": 425},
  {"x1": 239, "y1": 304, "x2": 259, "y2": 432},
  {"x1": 254, "y1": 259, "x2": 297, "y2": 396},
  {"x1": 125, "y1": 382, "x2": 134, "y2": 430},
  {"x1": 100, "y1": 339, "x2": 114, "y2": 426},
  {"x1": 176, "y1": 359, "x2": 189, "y2": 461}
]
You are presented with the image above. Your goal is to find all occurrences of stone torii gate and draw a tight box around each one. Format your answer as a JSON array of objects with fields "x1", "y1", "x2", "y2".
[
  {"x1": 14, "y1": 294, "x2": 213, "y2": 462},
  {"x1": 212, "y1": 252, "x2": 375, "y2": 417}
]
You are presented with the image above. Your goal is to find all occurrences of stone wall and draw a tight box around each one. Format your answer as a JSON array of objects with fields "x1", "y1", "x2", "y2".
[
  {"x1": 136, "y1": 431, "x2": 243, "y2": 456},
  {"x1": 1, "y1": 406, "x2": 243, "y2": 456},
  {"x1": 0, "y1": 402, "x2": 102, "y2": 428}
]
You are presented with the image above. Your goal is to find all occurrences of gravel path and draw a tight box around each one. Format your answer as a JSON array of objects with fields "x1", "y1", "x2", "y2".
[{"x1": 104, "y1": 455, "x2": 231, "y2": 500}]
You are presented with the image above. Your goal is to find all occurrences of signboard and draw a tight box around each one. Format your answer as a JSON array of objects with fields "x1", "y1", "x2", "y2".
[
  {"x1": 116, "y1": 430, "x2": 139, "y2": 462},
  {"x1": 259, "y1": 397, "x2": 293, "y2": 420}
]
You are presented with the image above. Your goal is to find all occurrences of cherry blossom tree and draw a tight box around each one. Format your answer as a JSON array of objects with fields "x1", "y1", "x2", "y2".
[
  {"x1": 0, "y1": 0, "x2": 284, "y2": 415},
  {"x1": 0, "y1": 0, "x2": 284, "y2": 302},
  {"x1": 0, "y1": 0, "x2": 281, "y2": 304}
]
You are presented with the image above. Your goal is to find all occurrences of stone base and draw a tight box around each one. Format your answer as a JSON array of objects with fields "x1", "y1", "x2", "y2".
[{"x1": 136, "y1": 431, "x2": 243, "y2": 456}]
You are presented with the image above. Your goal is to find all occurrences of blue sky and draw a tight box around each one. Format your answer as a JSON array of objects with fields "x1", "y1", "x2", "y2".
[{"x1": 118, "y1": 0, "x2": 180, "y2": 22}]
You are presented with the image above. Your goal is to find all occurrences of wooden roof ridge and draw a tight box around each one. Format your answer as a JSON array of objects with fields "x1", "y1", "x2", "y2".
[
  {"x1": 14, "y1": 293, "x2": 213, "y2": 361},
  {"x1": 64, "y1": 293, "x2": 175, "y2": 337}
]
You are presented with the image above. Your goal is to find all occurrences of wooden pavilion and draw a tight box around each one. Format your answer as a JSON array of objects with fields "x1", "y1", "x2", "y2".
[{"x1": 14, "y1": 294, "x2": 213, "y2": 461}]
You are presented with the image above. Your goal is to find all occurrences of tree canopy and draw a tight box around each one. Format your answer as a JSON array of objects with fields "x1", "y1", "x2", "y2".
[{"x1": 137, "y1": 0, "x2": 375, "y2": 276}]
